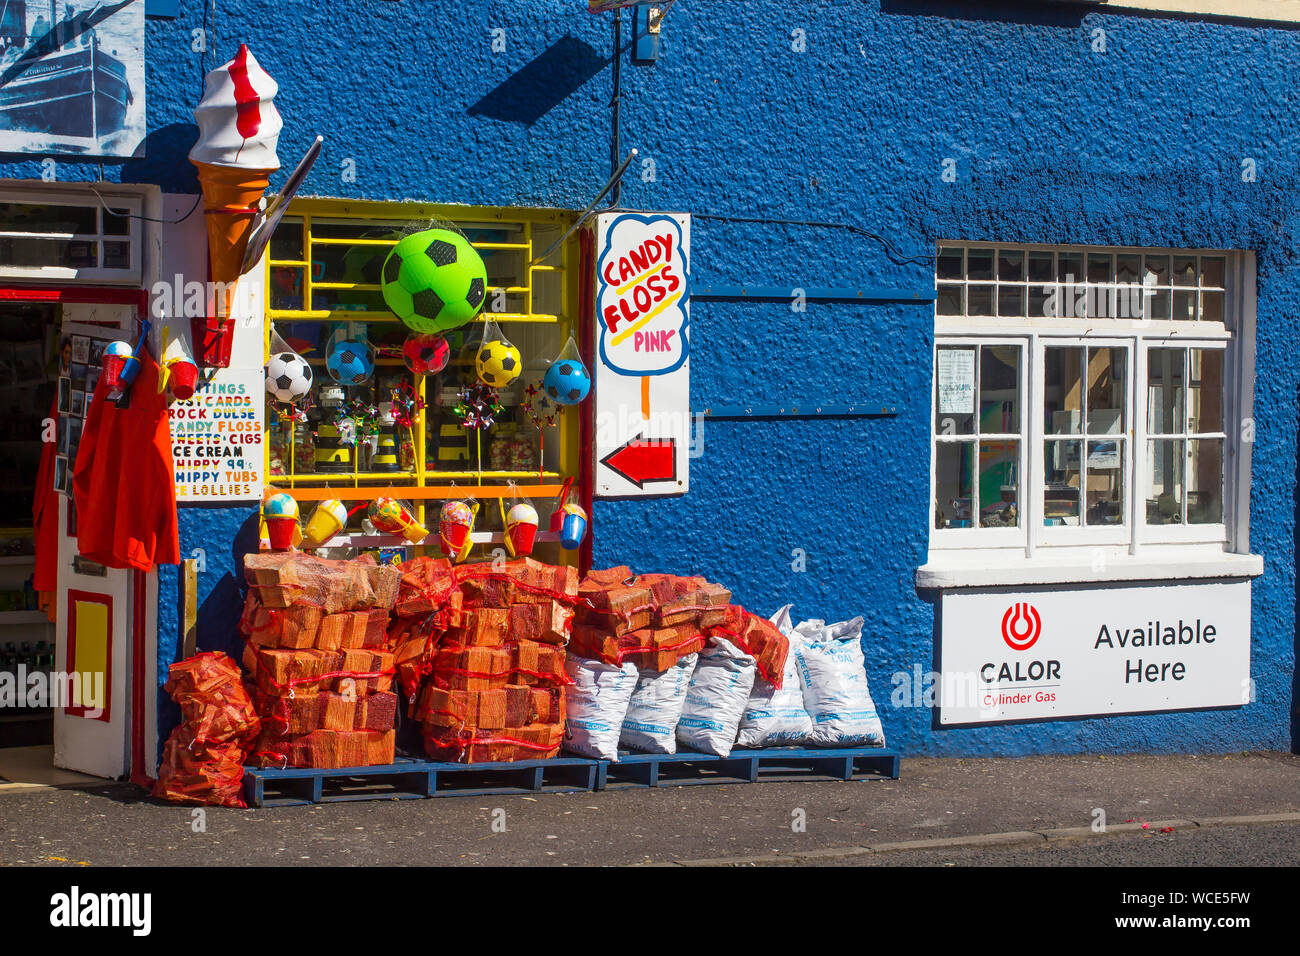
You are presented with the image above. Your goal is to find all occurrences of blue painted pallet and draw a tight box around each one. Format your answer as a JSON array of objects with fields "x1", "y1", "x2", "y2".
[
  {"x1": 243, "y1": 756, "x2": 600, "y2": 807},
  {"x1": 595, "y1": 747, "x2": 901, "y2": 790}
]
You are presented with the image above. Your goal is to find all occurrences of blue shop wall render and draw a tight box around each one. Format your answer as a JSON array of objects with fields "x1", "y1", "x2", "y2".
[{"x1": 20, "y1": 1, "x2": 1294, "y2": 756}]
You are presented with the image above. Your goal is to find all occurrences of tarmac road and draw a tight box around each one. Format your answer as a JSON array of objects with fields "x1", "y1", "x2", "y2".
[{"x1": 1, "y1": 751, "x2": 1298, "y2": 867}]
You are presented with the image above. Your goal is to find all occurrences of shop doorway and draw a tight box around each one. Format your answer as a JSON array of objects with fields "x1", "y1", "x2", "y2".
[{"x1": 0, "y1": 301, "x2": 58, "y2": 751}]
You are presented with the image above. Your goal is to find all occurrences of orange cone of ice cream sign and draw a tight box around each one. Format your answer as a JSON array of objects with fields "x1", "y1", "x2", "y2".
[{"x1": 190, "y1": 44, "x2": 282, "y2": 367}]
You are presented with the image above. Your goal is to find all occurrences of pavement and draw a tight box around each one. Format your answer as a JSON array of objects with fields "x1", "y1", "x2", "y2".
[{"x1": 1, "y1": 750, "x2": 1299, "y2": 866}]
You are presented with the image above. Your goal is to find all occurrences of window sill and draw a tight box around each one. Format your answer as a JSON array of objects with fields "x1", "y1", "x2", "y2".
[{"x1": 915, "y1": 551, "x2": 1264, "y2": 590}]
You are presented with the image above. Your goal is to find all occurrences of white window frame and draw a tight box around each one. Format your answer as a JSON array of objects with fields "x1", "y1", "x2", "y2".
[
  {"x1": 0, "y1": 186, "x2": 143, "y2": 284},
  {"x1": 928, "y1": 243, "x2": 1250, "y2": 568}
]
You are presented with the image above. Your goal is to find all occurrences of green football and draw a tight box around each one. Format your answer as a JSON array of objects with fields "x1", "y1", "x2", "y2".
[{"x1": 380, "y1": 229, "x2": 488, "y2": 333}]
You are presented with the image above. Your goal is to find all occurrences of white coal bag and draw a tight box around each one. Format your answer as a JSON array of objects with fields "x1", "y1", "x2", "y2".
[
  {"x1": 793, "y1": 616, "x2": 886, "y2": 748},
  {"x1": 676, "y1": 637, "x2": 757, "y2": 757},
  {"x1": 736, "y1": 605, "x2": 812, "y2": 748},
  {"x1": 563, "y1": 656, "x2": 639, "y2": 761},
  {"x1": 619, "y1": 653, "x2": 697, "y2": 754}
]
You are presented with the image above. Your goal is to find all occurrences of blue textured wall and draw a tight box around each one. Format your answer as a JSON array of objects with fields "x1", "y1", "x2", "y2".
[{"x1": 16, "y1": 0, "x2": 1296, "y2": 757}]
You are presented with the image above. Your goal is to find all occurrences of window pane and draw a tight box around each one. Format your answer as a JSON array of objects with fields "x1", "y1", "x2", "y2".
[
  {"x1": 996, "y1": 285, "x2": 1024, "y2": 317},
  {"x1": 270, "y1": 266, "x2": 305, "y2": 311},
  {"x1": 1173, "y1": 255, "x2": 1197, "y2": 287},
  {"x1": 0, "y1": 202, "x2": 97, "y2": 234},
  {"x1": 1147, "y1": 349, "x2": 1185, "y2": 434},
  {"x1": 998, "y1": 250, "x2": 1024, "y2": 282},
  {"x1": 270, "y1": 219, "x2": 305, "y2": 261},
  {"x1": 1188, "y1": 349, "x2": 1223, "y2": 433},
  {"x1": 967, "y1": 248, "x2": 994, "y2": 281},
  {"x1": 1146, "y1": 438, "x2": 1184, "y2": 525},
  {"x1": 1146, "y1": 288, "x2": 1171, "y2": 320},
  {"x1": 1200, "y1": 256, "x2": 1225, "y2": 289},
  {"x1": 936, "y1": 283, "x2": 963, "y2": 316},
  {"x1": 1087, "y1": 253, "x2": 1113, "y2": 283},
  {"x1": 1027, "y1": 251, "x2": 1053, "y2": 282},
  {"x1": 980, "y1": 345, "x2": 1020, "y2": 433},
  {"x1": 1144, "y1": 254, "x2": 1170, "y2": 286},
  {"x1": 935, "y1": 442, "x2": 974, "y2": 529},
  {"x1": 0, "y1": 237, "x2": 96, "y2": 268},
  {"x1": 979, "y1": 440, "x2": 1018, "y2": 527},
  {"x1": 1057, "y1": 252, "x2": 1083, "y2": 284},
  {"x1": 1028, "y1": 284, "x2": 1052, "y2": 318},
  {"x1": 967, "y1": 285, "x2": 993, "y2": 316},
  {"x1": 935, "y1": 347, "x2": 976, "y2": 434},
  {"x1": 1172, "y1": 290, "x2": 1196, "y2": 321},
  {"x1": 1201, "y1": 290, "x2": 1224, "y2": 323},
  {"x1": 1044, "y1": 439, "x2": 1081, "y2": 526},
  {"x1": 1087, "y1": 346, "x2": 1125, "y2": 434},
  {"x1": 103, "y1": 241, "x2": 131, "y2": 270},
  {"x1": 1116, "y1": 254, "x2": 1141, "y2": 284},
  {"x1": 1086, "y1": 440, "x2": 1124, "y2": 526},
  {"x1": 1044, "y1": 347, "x2": 1084, "y2": 434},
  {"x1": 936, "y1": 246, "x2": 963, "y2": 280},
  {"x1": 103, "y1": 210, "x2": 130, "y2": 236},
  {"x1": 1187, "y1": 438, "x2": 1223, "y2": 524}
]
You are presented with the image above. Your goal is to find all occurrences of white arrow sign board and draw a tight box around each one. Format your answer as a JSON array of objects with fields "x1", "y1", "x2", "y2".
[{"x1": 592, "y1": 212, "x2": 690, "y2": 498}]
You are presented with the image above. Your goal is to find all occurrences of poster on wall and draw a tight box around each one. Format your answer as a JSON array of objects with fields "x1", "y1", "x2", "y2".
[
  {"x1": 937, "y1": 580, "x2": 1251, "y2": 725},
  {"x1": 169, "y1": 367, "x2": 264, "y2": 501},
  {"x1": 592, "y1": 211, "x2": 690, "y2": 498},
  {"x1": 0, "y1": 0, "x2": 146, "y2": 158}
]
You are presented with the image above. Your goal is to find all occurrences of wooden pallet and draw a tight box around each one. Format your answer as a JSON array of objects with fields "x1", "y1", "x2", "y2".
[
  {"x1": 243, "y1": 756, "x2": 600, "y2": 807},
  {"x1": 595, "y1": 747, "x2": 901, "y2": 790},
  {"x1": 242, "y1": 747, "x2": 901, "y2": 806}
]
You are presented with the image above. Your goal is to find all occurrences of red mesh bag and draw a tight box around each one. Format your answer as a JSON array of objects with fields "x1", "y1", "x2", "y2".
[
  {"x1": 153, "y1": 733, "x2": 248, "y2": 808},
  {"x1": 705, "y1": 606, "x2": 790, "y2": 688},
  {"x1": 153, "y1": 652, "x2": 260, "y2": 807}
]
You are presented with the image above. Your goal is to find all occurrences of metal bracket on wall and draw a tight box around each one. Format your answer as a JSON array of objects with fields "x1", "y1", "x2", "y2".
[
  {"x1": 702, "y1": 404, "x2": 899, "y2": 419},
  {"x1": 632, "y1": 4, "x2": 664, "y2": 64},
  {"x1": 693, "y1": 285, "x2": 936, "y2": 303}
]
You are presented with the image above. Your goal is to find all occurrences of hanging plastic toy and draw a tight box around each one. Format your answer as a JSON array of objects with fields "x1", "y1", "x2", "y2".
[
  {"x1": 475, "y1": 319, "x2": 522, "y2": 388},
  {"x1": 402, "y1": 332, "x2": 451, "y2": 376},
  {"x1": 367, "y1": 497, "x2": 429, "y2": 543},
  {"x1": 326, "y1": 328, "x2": 375, "y2": 385},
  {"x1": 262, "y1": 493, "x2": 300, "y2": 551},
  {"x1": 266, "y1": 350, "x2": 313, "y2": 403},
  {"x1": 439, "y1": 499, "x2": 476, "y2": 562},
  {"x1": 559, "y1": 503, "x2": 588, "y2": 550},
  {"x1": 505, "y1": 502, "x2": 539, "y2": 558},
  {"x1": 543, "y1": 333, "x2": 591, "y2": 405},
  {"x1": 381, "y1": 227, "x2": 488, "y2": 333}
]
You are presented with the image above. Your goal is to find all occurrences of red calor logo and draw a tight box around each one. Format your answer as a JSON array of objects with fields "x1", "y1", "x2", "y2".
[{"x1": 1001, "y1": 602, "x2": 1042, "y2": 651}]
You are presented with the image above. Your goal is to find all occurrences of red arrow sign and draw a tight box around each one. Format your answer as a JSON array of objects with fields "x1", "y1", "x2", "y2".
[{"x1": 599, "y1": 433, "x2": 677, "y2": 488}]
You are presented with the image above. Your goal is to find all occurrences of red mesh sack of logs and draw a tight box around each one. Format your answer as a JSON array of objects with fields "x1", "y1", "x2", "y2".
[
  {"x1": 391, "y1": 556, "x2": 579, "y2": 763},
  {"x1": 240, "y1": 553, "x2": 403, "y2": 770},
  {"x1": 571, "y1": 568, "x2": 788, "y2": 687},
  {"x1": 152, "y1": 652, "x2": 260, "y2": 808}
]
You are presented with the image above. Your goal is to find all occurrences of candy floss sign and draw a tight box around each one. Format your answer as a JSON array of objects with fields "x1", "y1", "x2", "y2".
[
  {"x1": 169, "y1": 368, "x2": 264, "y2": 501},
  {"x1": 593, "y1": 212, "x2": 691, "y2": 498},
  {"x1": 597, "y1": 213, "x2": 690, "y2": 377}
]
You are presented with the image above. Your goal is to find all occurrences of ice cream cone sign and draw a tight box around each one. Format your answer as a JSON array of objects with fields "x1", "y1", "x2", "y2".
[{"x1": 190, "y1": 44, "x2": 283, "y2": 367}]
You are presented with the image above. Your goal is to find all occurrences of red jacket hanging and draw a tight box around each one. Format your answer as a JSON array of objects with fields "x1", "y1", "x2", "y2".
[{"x1": 73, "y1": 350, "x2": 180, "y2": 572}]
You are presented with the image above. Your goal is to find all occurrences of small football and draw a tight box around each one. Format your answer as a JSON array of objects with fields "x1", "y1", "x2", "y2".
[
  {"x1": 265, "y1": 352, "x2": 313, "y2": 403},
  {"x1": 475, "y1": 339, "x2": 522, "y2": 388}
]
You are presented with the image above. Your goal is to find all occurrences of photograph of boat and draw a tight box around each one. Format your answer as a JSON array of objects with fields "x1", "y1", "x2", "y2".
[{"x1": 0, "y1": 0, "x2": 144, "y2": 157}]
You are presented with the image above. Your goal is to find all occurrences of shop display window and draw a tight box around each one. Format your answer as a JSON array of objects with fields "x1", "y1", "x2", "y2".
[
  {"x1": 932, "y1": 243, "x2": 1238, "y2": 556},
  {"x1": 265, "y1": 200, "x2": 580, "y2": 562}
]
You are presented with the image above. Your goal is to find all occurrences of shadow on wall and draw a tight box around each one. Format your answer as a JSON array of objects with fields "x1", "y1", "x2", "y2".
[
  {"x1": 467, "y1": 34, "x2": 608, "y2": 127},
  {"x1": 194, "y1": 513, "x2": 262, "y2": 662},
  {"x1": 122, "y1": 122, "x2": 200, "y2": 192}
]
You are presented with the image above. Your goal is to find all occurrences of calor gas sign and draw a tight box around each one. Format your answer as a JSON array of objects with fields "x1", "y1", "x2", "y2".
[{"x1": 937, "y1": 581, "x2": 1251, "y2": 725}]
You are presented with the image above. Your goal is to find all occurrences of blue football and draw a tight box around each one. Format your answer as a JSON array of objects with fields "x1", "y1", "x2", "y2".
[
  {"x1": 543, "y1": 358, "x2": 591, "y2": 405},
  {"x1": 326, "y1": 338, "x2": 375, "y2": 385}
]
